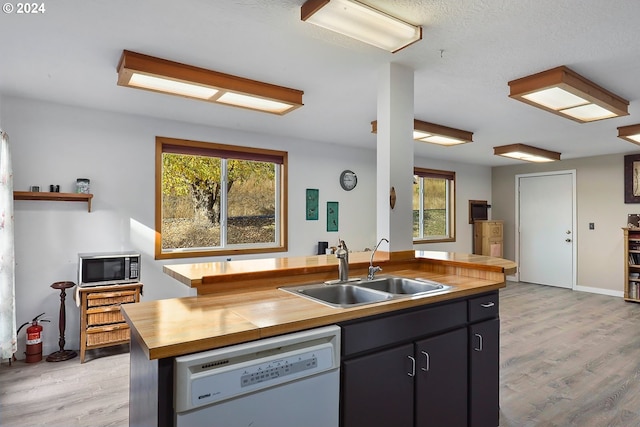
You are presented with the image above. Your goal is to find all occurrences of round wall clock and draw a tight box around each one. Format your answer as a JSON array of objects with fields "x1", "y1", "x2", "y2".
[{"x1": 339, "y1": 170, "x2": 357, "y2": 191}]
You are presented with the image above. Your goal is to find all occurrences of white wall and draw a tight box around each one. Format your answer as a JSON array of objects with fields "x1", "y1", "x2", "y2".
[
  {"x1": 492, "y1": 153, "x2": 638, "y2": 295},
  {"x1": 2, "y1": 95, "x2": 491, "y2": 358}
]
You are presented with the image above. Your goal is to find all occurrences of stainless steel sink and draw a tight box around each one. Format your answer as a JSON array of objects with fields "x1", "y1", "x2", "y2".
[
  {"x1": 354, "y1": 276, "x2": 450, "y2": 295},
  {"x1": 280, "y1": 276, "x2": 450, "y2": 308},
  {"x1": 282, "y1": 284, "x2": 393, "y2": 308}
]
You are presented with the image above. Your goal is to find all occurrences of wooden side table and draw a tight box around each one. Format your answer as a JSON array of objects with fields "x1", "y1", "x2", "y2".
[
  {"x1": 47, "y1": 281, "x2": 78, "y2": 362},
  {"x1": 77, "y1": 283, "x2": 143, "y2": 363}
]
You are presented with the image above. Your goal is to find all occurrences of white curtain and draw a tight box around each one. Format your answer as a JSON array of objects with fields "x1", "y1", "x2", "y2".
[{"x1": 0, "y1": 129, "x2": 16, "y2": 360}]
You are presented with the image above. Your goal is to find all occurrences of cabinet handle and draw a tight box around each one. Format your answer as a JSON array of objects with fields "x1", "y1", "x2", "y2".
[
  {"x1": 421, "y1": 351, "x2": 430, "y2": 372},
  {"x1": 480, "y1": 302, "x2": 495, "y2": 308},
  {"x1": 474, "y1": 333, "x2": 483, "y2": 351},
  {"x1": 407, "y1": 355, "x2": 416, "y2": 377}
]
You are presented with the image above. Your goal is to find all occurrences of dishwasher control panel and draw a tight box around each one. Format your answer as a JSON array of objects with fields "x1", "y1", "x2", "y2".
[
  {"x1": 174, "y1": 325, "x2": 340, "y2": 413},
  {"x1": 241, "y1": 353, "x2": 318, "y2": 387}
]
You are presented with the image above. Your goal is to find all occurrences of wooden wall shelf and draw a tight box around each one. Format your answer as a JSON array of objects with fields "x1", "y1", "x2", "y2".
[{"x1": 13, "y1": 191, "x2": 94, "y2": 212}]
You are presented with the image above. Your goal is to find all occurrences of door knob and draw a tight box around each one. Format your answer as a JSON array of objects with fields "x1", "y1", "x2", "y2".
[{"x1": 566, "y1": 238, "x2": 572, "y2": 242}]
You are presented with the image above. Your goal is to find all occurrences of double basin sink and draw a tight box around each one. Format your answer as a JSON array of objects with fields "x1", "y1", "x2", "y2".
[{"x1": 280, "y1": 276, "x2": 451, "y2": 308}]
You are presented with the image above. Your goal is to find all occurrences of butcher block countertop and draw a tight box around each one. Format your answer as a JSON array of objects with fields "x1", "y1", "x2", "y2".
[{"x1": 121, "y1": 251, "x2": 516, "y2": 360}]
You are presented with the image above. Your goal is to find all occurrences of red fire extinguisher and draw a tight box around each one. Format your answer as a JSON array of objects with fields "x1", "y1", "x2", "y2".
[{"x1": 17, "y1": 313, "x2": 50, "y2": 363}]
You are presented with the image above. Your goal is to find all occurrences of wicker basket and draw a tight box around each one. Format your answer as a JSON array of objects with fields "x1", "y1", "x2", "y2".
[
  {"x1": 86, "y1": 325, "x2": 130, "y2": 346},
  {"x1": 87, "y1": 309, "x2": 125, "y2": 326},
  {"x1": 87, "y1": 291, "x2": 135, "y2": 307}
]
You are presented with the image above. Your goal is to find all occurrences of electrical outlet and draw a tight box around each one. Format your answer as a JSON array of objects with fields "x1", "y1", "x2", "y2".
[{"x1": 589, "y1": 222, "x2": 595, "y2": 230}]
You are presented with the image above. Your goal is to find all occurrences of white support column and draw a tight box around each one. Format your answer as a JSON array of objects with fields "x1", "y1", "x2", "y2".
[{"x1": 376, "y1": 62, "x2": 414, "y2": 255}]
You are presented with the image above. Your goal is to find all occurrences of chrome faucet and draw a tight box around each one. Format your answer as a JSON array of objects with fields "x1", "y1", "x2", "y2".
[
  {"x1": 336, "y1": 240, "x2": 349, "y2": 282},
  {"x1": 368, "y1": 238, "x2": 389, "y2": 280}
]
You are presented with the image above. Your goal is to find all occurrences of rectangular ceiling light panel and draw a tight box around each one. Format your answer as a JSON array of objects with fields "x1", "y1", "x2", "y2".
[
  {"x1": 216, "y1": 92, "x2": 294, "y2": 115},
  {"x1": 301, "y1": 0, "x2": 422, "y2": 53},
  {"x1": 508, "y1": 66, "x2": 628, "y2": 123},
  {"x1": 413, "y1": 130, "x2": 432, "y2": 140},
  {"x1": 412, "y1": 120, "x2": 472, "y2": 146},
  {"x1": 494, "y1": 143, "x2": 561, "y2": 163},
  {"x1": 117, "y1": 50, "x2": 303, "y2": 115},
  {"x1": 521, "y1": 87, "x2": 586, "y2": 110},
  {"x1": 618, "y1": 124, "x2": 640, "y2": 146},
  {"x1": 371, "y1": 119, "x2": 473, "y2": 146},
  {"x1": 419, "y1": 135, "x2": 467, "y2": 146},
  {"x1": 128, "y1": 73, "x2": 219, "y2": 100},
  {"x1": 561, "y1": 104, "x2": 618, "y2": 121}
]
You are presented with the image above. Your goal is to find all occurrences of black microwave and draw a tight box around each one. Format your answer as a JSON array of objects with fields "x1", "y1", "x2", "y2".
[{"x1": 78, "y1": 251, "x2": 141, "y2": 287}]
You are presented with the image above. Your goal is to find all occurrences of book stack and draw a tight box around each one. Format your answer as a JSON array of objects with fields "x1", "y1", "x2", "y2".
[{"x1": 629, "y1": 272, "x2": 640, "y2": 299}]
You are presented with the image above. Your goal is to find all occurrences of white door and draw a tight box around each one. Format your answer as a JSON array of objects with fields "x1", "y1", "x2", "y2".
[{"x1": 517, "y1": 171, "x2": 575, "y2": 288}]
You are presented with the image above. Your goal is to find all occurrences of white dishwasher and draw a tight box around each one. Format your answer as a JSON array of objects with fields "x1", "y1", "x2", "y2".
[{"x1": 174, "y1": 325, "x2": 341, "y2": 427}]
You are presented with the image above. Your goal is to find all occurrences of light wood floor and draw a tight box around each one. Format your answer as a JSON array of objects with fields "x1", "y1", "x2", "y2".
[
  {"x1": 1, "y1": 282, "x2": 640, "y2": 426},
  {"x1": 499, "y1": 282, "x2": 640, "y2": 427},
  {"x1": 0, "y1": 345, "x2": 130, "y2": 427}
]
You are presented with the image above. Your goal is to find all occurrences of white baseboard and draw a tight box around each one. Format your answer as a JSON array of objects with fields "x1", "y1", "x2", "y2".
[
  {"x1": 507, "y1": 276, "x2": 624, "y2": 298},
  {"x1": 573, "y1": 285, "x2": 624, "y2": 298}
]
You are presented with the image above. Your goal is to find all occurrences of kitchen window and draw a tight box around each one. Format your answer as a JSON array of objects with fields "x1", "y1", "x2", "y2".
[
  {"x1": 413, "y1": 167, "x2": 455, "y2": 243},
  {"x1": 155, "y1": 136, "x2": 288, "y2": 259}
]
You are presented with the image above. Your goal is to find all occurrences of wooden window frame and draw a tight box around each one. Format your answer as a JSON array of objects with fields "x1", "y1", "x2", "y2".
[
  {"x1": 155, "y1": 136, "x2": 288, "y2": 260},
  {"x1": 413, "y1": 167, "x2": 456, "y2": 243}
]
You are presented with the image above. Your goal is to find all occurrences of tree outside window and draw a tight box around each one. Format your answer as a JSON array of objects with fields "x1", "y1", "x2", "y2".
[
  {"x1": 156, "y1": 136, "x2": 287, "y2": 259},
  {"x1": 413, "y1": 168, "x2": 455, "y2": 242}
]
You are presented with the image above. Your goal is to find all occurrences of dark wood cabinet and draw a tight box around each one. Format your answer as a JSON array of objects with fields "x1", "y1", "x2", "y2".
[
  {"x1": 341, "y1": 328, "x2": 468, "y2": 427},
  {"x1": 416, "y1": 328, "x2": 468, "y2": 427},
  {"x1": 340, "y1": 301, "x2": 469, "y2": 427},
  {"x1": 469, "y1": 318, "x2": 500, "y2": 427},
  {"x1": 342, "y1": 343, "x2": 414, "y2": 427},
  {"x1": 341, "y1": 292, "x2": 500, "y2": 427}
]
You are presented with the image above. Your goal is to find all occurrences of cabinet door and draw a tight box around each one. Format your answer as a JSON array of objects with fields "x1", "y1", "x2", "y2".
[
  {"x1": 415, "y1": 328, "x2": 467, "y2": 427},
  {"x1": 469, "y1": 318, "x2": 500, "y2": 427},
  {"x1": 342, "y1": 343, "x2": 414, "y2": 427}
]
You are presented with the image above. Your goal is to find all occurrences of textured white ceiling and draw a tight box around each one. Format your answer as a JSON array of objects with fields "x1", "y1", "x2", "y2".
[{"x1": 1, "y1": 0, "x2": 640, "y2": 166}]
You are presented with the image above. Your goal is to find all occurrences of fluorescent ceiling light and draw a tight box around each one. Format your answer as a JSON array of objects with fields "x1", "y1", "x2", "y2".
[
  {"x1": 419, "y1": 135, "x2": 467, "y2": 146},
  {"x1": 618, "y1": 124, "x2": 640, "y2": 145},
  {"x1": 371, "y1": 119, "x2": 473, "y2": 146},
  {"x1": 216, "y1": 92, "x2": 294, "y2": 115},
  {"x1": 522, "y1": 87, "x2": 586, "y2": 110},
  {"x1": 413, "y1": 130, "x2": 431, "y2": 140},
  {"x1": 508, "y1": 66, "x2": 628, "y2": 123},
  {"x1": 561, "y1": 104, "x2": 618, "y2": 121},
  {"x1": 128, "y1": 74, "x2": 218, "y2": 99},
  {"x1": 494, "y1": 144, "x2": 561, "y2": 163},
  {"x1": 117, "y1": 50, "x2": 303, "y2": 115},
  {"x1": 412, "y1": 120, "x2": 473, "y2": 146},
  {"x1": 301, "y1": 0, "x2": 422, "y2": 53}
]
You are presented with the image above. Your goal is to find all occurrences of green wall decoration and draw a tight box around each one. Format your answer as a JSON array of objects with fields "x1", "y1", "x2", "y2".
[
  {"x1": 306, "y1": 188, "x2": 319, "y2": 220},
  {"x1": 327, "y1": 201, "x2": 339, "y2": 232}
]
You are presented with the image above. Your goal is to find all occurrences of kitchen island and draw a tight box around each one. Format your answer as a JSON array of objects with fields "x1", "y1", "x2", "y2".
[{"x1": 121, "y1": 251, "x2": 516, "y2": 427}]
